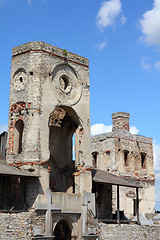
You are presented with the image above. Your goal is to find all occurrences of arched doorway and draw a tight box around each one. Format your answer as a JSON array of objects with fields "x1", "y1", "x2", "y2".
[
  {"x1": 54, "y1": 219, "x2": 71, "y2": 240},
  {"x1": 48, "y1": 106, "x2": 80, "y2": 193}
]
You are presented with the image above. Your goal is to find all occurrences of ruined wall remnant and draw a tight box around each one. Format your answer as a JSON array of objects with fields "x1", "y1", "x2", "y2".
[
  {"x1": 112, "y1": 112, "x2": 130, "y2": 132},
  {"x1": 91, "y1": 112, "x2": 155, "y2": 219}
]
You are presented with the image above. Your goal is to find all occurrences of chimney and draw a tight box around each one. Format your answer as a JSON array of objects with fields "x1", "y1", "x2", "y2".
[{"x1": 112, "y1": 112, "x2": 130, "y2": 132}]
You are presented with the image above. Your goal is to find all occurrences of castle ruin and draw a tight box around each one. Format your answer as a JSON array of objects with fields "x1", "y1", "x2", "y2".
[{"x1": 0, "y1": 42, "x2": 157, "y2": 239}]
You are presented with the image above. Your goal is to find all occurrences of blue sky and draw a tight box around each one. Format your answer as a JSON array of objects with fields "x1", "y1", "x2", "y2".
[{"x1": 0, "y1": 0, "x2": 160, "y2": 210}]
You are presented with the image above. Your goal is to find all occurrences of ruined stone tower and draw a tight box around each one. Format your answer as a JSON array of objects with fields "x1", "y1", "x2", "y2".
[
  {"x1": 6, "y1": 42, "x2": 96, "y2": 238},
  {"x1": 7, "y1": 41, "x2": 92, "y2": 193}
]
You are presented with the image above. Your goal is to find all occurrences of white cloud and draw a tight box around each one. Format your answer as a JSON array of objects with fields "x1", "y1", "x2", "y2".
[
  {"x1": 140, "y1": 0, "x2": 160, "y2": 46},
  {"x1": 155, "y1": 170, "x2": 160, "y2": 210},
  {"x1": 141, "y1": 57, "x2": 151, "y2": 71},
  {"x1": 154, "y1": 61, "x2": 160, "y2": 70},
  {"x1": 0, "y1": 124, "x2": 8, "y2": 134},
  {"x1": 121, "y1": 14, "x2": 127, "y2": 26},
  {"x1": 153, "y1": 141, "x2": 160, "y2": 169},
  {"x1": 96, "y1": 0, "x2": 122, "y2": 30},
  {"x1": 129, "y1": 126, "x2": 139, "y2": 135},
  {"x1": 98, "y1": 41, "x2": 107, "y2": 50},
  {"x1": 155, "y1": 172, "x2": 160, "y2": 181},
  {"x1": 91, "y1": 123, "x2": 139, "y2": 136},
  {"x1": 153, "y1": 141, "x2": 160, "y2": 210},
  {"x1": 91, "y1": 124, "x2": 112, "y2": 136}
]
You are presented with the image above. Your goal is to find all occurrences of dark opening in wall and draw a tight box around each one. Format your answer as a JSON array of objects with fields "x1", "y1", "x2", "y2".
[
  {"x1": 124, "y1": 150, "x2": 129, "y2": 166},
  {"x1": 141, "y1": 153, "x2": 146, "y2": 169},
  {"x1": 0, "y1": 132, "x2": 7, "y2": 160},
  {"x1": 30, "y1": 72, "x2": 33, "y2": 75},
  {"x1": 54, "y1": 219, "x2": 71, "y2": 240},
  {"x1": 92, "y1": 151, "x2": 98, "y2": 168},
  {"x1": 48, "y1": 106, "x2": 79, "y2": 193},
  {"x1": 0, "y1": 175, "x2": 27, "y2": 211},
  {"x1": 14, "y1": 120, "x2": 24, "y2": 154},
  {"x1": 133, "y1": 199, "x2": 137, "y2": 216}
]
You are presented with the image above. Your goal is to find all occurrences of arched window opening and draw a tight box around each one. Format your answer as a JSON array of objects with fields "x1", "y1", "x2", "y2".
[
  {"x1": 14, "y1": 120, "x2": 24, "y2": 154},
  {"x1": 48, "y1": 106, "x2": 79, "y2": 193},
  {"x1": 92, "y1": 151, "x2": 98, "y2": 168},
  {"x1": 54, "y1": 219, "x2": 71, "y2": 240}
]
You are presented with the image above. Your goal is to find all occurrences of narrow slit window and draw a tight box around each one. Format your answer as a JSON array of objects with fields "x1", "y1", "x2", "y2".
[
  {"x1": 124, "y1": 150, "x2": 129, "y2": 166},
  {"x1": 92, "y1": 151, "x2": 98, "y2": 168},
  {"x1": 141, "y1": 153, "x2": 146, "y2": 169}
]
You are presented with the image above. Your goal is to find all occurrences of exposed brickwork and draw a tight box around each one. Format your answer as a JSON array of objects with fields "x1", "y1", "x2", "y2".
[
  {"x1": 112, "y1": 112, "x2": 130, "y2": 132},
  {"x1": 7, "y1": 102, "x2": 31, "y2": 154}
]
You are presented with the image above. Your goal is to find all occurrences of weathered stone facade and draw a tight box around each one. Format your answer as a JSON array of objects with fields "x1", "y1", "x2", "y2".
[
  {"x1": 4, "y1": 41, "x2": 97, "y2": 239},
  {"x1": 0, "y1": 210, "x2": 46, "y2": 239},
  {"x1": 0, "y1": 42, "x2": 158, "y2": 239},
  {"x1": 91, "y1": 112, "x2": 155, "y2": 219}
]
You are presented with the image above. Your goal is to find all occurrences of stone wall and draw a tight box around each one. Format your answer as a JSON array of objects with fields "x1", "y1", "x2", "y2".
[
  {"x1": 6, "y1": 41, "x2": 92, "y2": 201},
  {"x1": 91, "y1": 113, "x2": 155, "y2": 218},
  {"x1": 98, "y1": 223, "x2": 160, "y2": 240},
  {"x1": 91, "y1": 130, "x2": 154, "y2": 178},
  {"x1": 0, "y1": 210, "x2": 45, "y2": 240}
]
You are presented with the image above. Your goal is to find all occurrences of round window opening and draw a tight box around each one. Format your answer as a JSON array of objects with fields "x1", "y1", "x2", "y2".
[{"x1": 59, "y1": 75, "x2": 71, "y2": 93}]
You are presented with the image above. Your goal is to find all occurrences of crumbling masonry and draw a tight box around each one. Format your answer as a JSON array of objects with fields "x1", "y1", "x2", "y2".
[
  {"x1": 0, "y1": 41, "x2": 156, "y2": 239},
  {"x1": 91, "y1": 112, "x2": 155, "y2": 220},
  {"x1": 6, "y1": 41, "x2": 96, "y2": 239}
]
